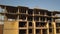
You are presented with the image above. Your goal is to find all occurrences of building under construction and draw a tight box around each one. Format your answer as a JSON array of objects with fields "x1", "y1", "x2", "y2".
[{"x1": 0, "y1": 5, "x2": 60, "y2": 34}]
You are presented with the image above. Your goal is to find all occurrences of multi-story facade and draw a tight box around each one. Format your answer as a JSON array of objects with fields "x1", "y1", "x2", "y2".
[{"x1": 0, "y1": 5, "x2": 60, "y2": 34}]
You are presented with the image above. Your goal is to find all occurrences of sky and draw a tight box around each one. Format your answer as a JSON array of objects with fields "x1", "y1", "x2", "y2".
[{"x1": 0, "y1": 0, "x2": 60, "y2": 11}]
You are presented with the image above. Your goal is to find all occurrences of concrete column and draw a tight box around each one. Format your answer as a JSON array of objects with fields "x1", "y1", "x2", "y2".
[
  {"x1": 4, "y1": 6, "x2": 8, "y2": 21},
  {"x1": 44, "y1": 12, "x2": 47, "y2": 16},
  {"x1": 3, "y1": 6, "x2": 7, "y2": 34},
  {"x1": 17, "y1": 15, "x2": 19, "y2": 21},
  {"x1": 41, "y1": 29, "x2": 42, "y2": 34},
  {"x1": 39, "y1": 17, "x2": 41, "y2": 22},
  {"x1": 39, "y1": 12, "x2": 40, "y2": 15},
  {"x1": 51, "y1": 13, "x2": 54, "y2": 22},
  {"x1": 26, "y1": 17, "x2": 27, "y2": 21},
  {"x1": 17, "y1": 8, "x2": 19, "y2": 21},
  {"x1": 4, "y1": 6, "x2": 7, "y2": 13},
  {"x1": 0, "y1": 6, "x2": 2, "y2": 12},
  {"x1": 27, "y1": 21, "x2": 28, "y2": 34},
  {"x1": 4, "y1": 15, "x2": 7, "y2": 21},
  {"x1": 47, "y1": 23, "x2": 49, "y2": 34},
  {"x1": 33, "y1": 11, "x2": 34, "y2": 16},
  {"x1": 26, "y1": 10, "x2": 28, "y2": 14},
  {"x1": 16, "y1": 8, "x2": 19, "y2": 34},
  {"x1": 52, "y1": 22, "x2": 56, "y2": 34},
  {"x1": 54, "y1": 22, "x2": 56, "y2": 34},
  {"x1": 26, "y1": 10, "x2": 28, "y2": 21},
  {"x1": 52, "y1": 18, "x2": 53, "y2": 22},
  {"x1": 45, "y1": 18, "x2": 47, "y2": 22},
  {"x1": 33, "y1": 21, "x2": 36, "y2": 34},
  {"x1": 51, "y1": 12, "x2": 53, "y2": 16},
  {"x1": 18, "y1": 8, "x2": 19, "y2": 13}
]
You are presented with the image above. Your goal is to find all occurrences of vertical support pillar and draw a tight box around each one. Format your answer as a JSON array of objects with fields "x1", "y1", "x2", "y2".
[
  {"x1": 26, "y1": 16, "x2": 27, "y2": 21},
  {"x1": 18, "y1": 8, "x2": 19, "y2": 13},
  {"x1": 27, "y1": 21, "x2": 28, "y2": 34},
  {"x1": 26, "y1": 10, "x2": 28, "y2": 21},
  {"x1": 17, "y1": 15, "x2": 19, "y2": 21},
  {"x1": 4, "y1": 6, "x2": 7, "y2": 21},
  {"x1": 45, "y1": 12, "x2": 47, "y2": 16},
  {"x1": 4, "y1": 6, "x2": 7, "y2": 13},
  {"x1": 39, "y1": 12, "x2": 40, "y2": 15},
  {"x1": 3, "y1": 6, "x2": 7, "y2": 34},
  {"x1": 17, "y1": 8, "x2": 19, "y2": 21},
  {"x1": 0, "y1": 6, "x2": 2, "y2": 12},
  {"x1": 39, "y1": 12, "x2": 41, "y2": 22},
  {"x1": 51, "y1": 12, "x2": 53, "y2": 22},
  {"x1": 47, "y1": 22, "x2": 49, "y2": 34},
  {"x1": 52, "y1": 22, "x2": 56, "y2": 34},
  {"x1": 33, "y1": 11, "x2": 34, "y2": 17},
  {"x1": 52, "y1": 18, "x2": 53, "y2": 22},
  {"x1": 51, "y1": 12, "x2": 53, "y2": 16},
  {"x1": 39, "y1": 17, "x2": 41, "y2": 22},
  {"x1": 26, "y1": 9, "x2": 28, "y2": 34},
  {"x1": 45, "y1": 18, "x2": 47, "y2": 22},
  {"x1": 17, "y1": 8, "x2": 19, "y2": 34},
  {"x1": 33, "y1": 10, "x2": 35, "y2": 34},
  {"x1": 26, "y1": 10, "x2": 28, "y2": 14},
  {"x1": 33, "y1": 21, "x2": 36, "y2": 34},
  {"x1": 41, "y1": 29, "x2": 42, "y2": 34}
]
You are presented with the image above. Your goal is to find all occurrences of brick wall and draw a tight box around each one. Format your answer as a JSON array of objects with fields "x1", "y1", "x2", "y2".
[{"x1": 0, "y1": 25, "x2": 3, "y2": 34}]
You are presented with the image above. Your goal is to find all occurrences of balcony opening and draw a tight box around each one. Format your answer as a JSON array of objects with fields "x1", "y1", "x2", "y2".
[
  {"x1": 19, "y1": 29, "x2": 26, "y2": 34},
  {"x1": 49, "y1": 28, "x2": 53, "y2": 34},
  {"x1": 40, "y1": 17, "x2": 45, "y2": 21},
  {"x1": 36, "y1": 22, "x2": 46, "y2": 27},
  {"x1": 19, "y1": 21, "x2": 27, "y2": 27},
  {"x1": 36, "y1": 29, "x2": 41, "y2": 34},
  {"x1": 47, "y1": 12, "x2": 51, "y2": 16},
  {"x1": 28, "y1": 9, "x2": 33, "y2": 15},
  {"x1": 42, "y1": 29, "x2": 47, "y2": 34},
  {"x1": 47, "y1": 18, "x2": 52, "y2": 22},
  {"x1": 29, "y1": 29, "x2": 32, "y2": 34},
  {"x1": 36, "y1": 22, "x2": 41, "y2": 27},
  {"x1": 40, "y1": 11, "x2": 45, "y2": 15},
  {"x1": 27, "y1": 16, "x2": 33, "y2": 21},
  {"x1": 19, "y1": 7, "x2": 28, "y2": 13},
  {"x1": 29, "y1": 22, "x2": 32, "y2": 27},
  {"x1": 34, "y1": 11, "x2": 39, "y2": 14},
  {"x1": 56, "y1": 23, "x2": 60, "y2": 27},
  {"x1": 49, "y1": 23, "x2": 52, "y2": 27},
  {"x1": 53, "y1": 18, "x2": 55, "y2": 22},
  {"x1": 19, "y1": 14, "x2": 26, "y2": 21},
  {"x1": 34, "y1": 9, "x2": 39, "y2": 14},
  {"x1": 6, "y1": 14, "x2": 17, "y2": 21},
  {"x1": 34, "y1": 16, "x2": 39, "y2": 21},
  {"x1": 6, "y1": 7, "x2": 18, "y2": 13},
  {"x1": 56, "y1": 29, "x2": 60, "y2": 33}
]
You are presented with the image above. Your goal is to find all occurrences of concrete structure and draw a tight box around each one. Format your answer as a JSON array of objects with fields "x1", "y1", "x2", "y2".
[{"x1": 0, "y1": 5, "x2": 60, "y2": 34}]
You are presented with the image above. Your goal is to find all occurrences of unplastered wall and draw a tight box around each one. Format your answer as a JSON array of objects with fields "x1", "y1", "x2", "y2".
[
  {"x1": 3, "y1": 21, "x2": 18, "y2": 34},
  {"x1": 0, "y1": 25, "x2": 3, "y2": 34}
]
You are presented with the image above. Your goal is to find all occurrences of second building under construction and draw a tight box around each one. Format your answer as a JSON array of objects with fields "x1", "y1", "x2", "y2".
[{"x1": 0, "y1": 5, "x2": 60, "y2": 34}]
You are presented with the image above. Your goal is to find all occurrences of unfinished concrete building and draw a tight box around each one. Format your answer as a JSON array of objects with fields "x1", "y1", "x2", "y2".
[{"x1": 0, "y1": 5, "x2": 60, "y2": 34}]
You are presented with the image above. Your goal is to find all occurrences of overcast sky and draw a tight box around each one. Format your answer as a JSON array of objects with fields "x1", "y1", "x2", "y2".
[{"x1": 0, "y1": 0, "x2": 60, "y2": 11}]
